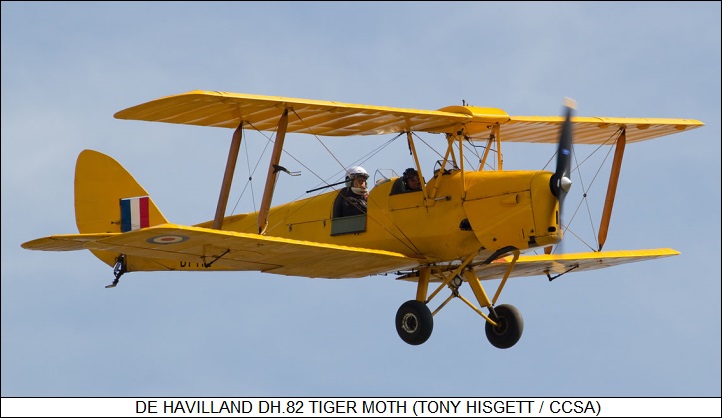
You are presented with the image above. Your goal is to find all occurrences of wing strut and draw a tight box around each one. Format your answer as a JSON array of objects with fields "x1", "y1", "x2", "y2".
[
  {"x1": 213, "y1": 121, "x2": 243, "y2": 230},
  {"x1": 426, "y1": 133, "x2": 456, "y2": 201},
  {"x1": 495, "y1": 124, "x2": 503, "y2": 170},
  {"x1": 257, "y1": 109, "x2": 289, "y2": 234},
  {"x1": 477, "y1": 131, "x2": 495, "y2": 171},
  {"x1": 598, "y1": 128, "x2": 627, "y2": 251},
  {"x1": 406, "y1": 132, "x2": 429, "y2": 203}
]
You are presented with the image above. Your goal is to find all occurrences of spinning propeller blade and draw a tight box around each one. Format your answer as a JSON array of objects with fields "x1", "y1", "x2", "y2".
[
  {"x1": 549, "y1": 98, "x2": 575, "y2": 263},
  {"x1": 550, "y1": 97, "x2": 575, "y2": 205}
]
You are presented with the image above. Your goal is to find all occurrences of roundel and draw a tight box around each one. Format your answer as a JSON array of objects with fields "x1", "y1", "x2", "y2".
[{"x1": 146, "y1": 235, "x2": 189, "y2": 245}]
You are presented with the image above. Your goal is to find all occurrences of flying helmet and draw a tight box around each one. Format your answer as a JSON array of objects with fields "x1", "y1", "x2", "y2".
[
  {"x1": 347, "y1": 166, "x2": 369, "y2": 179},
  {"x1": 403, "y1": 168, "x2": 418, "y2": 181}
]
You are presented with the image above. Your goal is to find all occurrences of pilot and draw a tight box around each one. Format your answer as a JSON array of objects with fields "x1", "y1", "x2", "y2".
[
  {"x1": 402, "y1": 168, "x2": 422, "y2": 191},
  {"x1": 333, "y1": 166, "x2": 369, "y2": 217}
]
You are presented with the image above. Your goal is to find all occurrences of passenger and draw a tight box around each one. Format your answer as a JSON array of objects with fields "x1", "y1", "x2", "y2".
[
  {"x1": 402, "y1": 168, "x2": 422, "y2": 191},
  {"x1": 333, "y1": 166, "x2": 369, "y2": 217}
]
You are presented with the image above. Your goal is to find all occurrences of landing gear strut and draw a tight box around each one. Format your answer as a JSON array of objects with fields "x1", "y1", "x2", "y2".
[{"x1": 395, "y1": 250, "x2": 524, "y2": 348}]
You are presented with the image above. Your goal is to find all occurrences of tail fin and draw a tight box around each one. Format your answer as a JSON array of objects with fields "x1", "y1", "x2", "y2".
[{"x1": 75, "y1": 150, "x2": 168, "y2": 265}]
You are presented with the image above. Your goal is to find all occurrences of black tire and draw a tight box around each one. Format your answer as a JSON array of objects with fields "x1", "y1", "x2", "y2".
[
  {"x1": 485, "y1": 304, "x2": 524, "y2": 349},
  {"x1": 395, "y1": 300, "x2": 433, "y2": 345}
]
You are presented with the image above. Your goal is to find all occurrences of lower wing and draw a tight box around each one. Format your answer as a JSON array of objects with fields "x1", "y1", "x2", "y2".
[
  {"x1": 22, "y1": 226, "x2": 678, "y2": 281},
  {"x1": 21, "y1": 224, "x2": 420, "y2": 279},
  {"x1": 396, "y1": 248, "x2": 679, "y2": 282},
  {"x1": 474, "y1": 248, "x2": 679, "y2": 281}
]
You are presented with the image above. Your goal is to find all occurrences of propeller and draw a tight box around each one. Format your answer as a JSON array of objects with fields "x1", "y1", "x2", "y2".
[
  {"x1": 547, "y1": 98, "x2": 575, "y2": 260},
  {"x1": 550, "y1": 98, "x2": 575, "y2": 204}
]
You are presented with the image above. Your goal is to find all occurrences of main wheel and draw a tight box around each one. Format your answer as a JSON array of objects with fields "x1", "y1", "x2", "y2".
[
  {"x1": 395, "y1": 300, "x2": 433, "y2": 345},
  {"x1": 485, "y1": 304, "x2": 524, "y2": 349}
]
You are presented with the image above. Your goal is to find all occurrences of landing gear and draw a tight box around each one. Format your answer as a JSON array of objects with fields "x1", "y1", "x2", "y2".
[
  {"x1": 395, "y1": 250, "x2": 525, "y2": 348},
  {"x1": 395, "y1": 300, "x2": 433, "y2": 345},
  {"x1": 485, "y1": 304, "x2": 524, "y2": 349}
]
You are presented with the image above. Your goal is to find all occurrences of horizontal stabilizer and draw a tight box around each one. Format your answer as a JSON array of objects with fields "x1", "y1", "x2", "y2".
[{"x1": 22, "y1": 233, "x2": 118, "y2": 251}]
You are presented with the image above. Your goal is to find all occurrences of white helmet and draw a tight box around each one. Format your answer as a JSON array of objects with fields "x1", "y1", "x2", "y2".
[{"x1": 347, "y1": 166, "x2": 369, "y2": 179}]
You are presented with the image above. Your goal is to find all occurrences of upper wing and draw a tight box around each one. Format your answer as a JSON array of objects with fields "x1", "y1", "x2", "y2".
[
  {"x1": 22, "y1": 224, "x2": 420, "y2": 279},
  {"x1": 474, "y1": 248, "x2": 680, "y2": 281},
  {"x1": 464, "y1": 113, "x2": 704, "y2": 145},
  {"x1": 115, "y1": 90, "x2": 703, "y2": 144},
  {"x1": 114, "y1": 90, "x2": 469, "y2": 136}
]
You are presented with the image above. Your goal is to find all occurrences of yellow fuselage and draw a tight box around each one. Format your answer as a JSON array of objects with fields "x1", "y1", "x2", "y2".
[{"x1": 209, "y1": 170, "x2": 562, "y2": 263}]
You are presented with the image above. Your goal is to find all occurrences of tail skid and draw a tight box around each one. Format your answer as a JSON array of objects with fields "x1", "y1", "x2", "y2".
[{"x1": 105, "y1": 254, "x2": 127, "y2": 288}]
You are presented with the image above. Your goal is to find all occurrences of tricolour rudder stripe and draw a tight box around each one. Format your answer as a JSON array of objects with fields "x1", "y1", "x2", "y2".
[{"x1": 120, "y1": 196, "x2": 150, "y2": 232}]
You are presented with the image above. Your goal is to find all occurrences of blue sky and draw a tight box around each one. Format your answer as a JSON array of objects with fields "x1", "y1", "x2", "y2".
[{"x1": 2, "y1": 2, "x2": 720, "y2": 397}]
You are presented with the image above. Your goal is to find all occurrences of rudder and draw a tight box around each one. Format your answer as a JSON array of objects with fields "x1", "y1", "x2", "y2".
[{"x1": 75, "y1": 150, "x2": 168, "y2": 266}]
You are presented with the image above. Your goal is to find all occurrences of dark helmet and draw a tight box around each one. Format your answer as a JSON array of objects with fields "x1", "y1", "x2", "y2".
[{"x1": 403, "y1": 168, "x2": 418, "y2": 181}]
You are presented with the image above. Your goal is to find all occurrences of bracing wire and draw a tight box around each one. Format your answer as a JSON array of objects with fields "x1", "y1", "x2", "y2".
[
  {"x1": 231, "y1": 110, "x2": 422, "y2": 254},
  {"x1": 463, "y1": 135, "x2": 501, "y2": 171},
  {"x1": 556, "y1": 129, "x2": 623, "y2": 252},
  {"x1": 230, "y1": 123, "x2": 272, "y2": 215}
]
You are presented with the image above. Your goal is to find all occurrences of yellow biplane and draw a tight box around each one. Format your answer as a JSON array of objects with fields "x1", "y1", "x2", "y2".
[{"x1": 21, "y1": 90, "x2": 704, "y2": 348}]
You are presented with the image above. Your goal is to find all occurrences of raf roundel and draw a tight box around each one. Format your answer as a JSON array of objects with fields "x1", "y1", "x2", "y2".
[{"x1": 146, "y1": 235, "x2": 189, "y2": 245}]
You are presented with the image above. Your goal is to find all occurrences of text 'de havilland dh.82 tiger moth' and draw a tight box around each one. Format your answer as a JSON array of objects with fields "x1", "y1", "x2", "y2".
[{"x1": 22, "y1": 90, "x2": 704, "y2": 348}]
